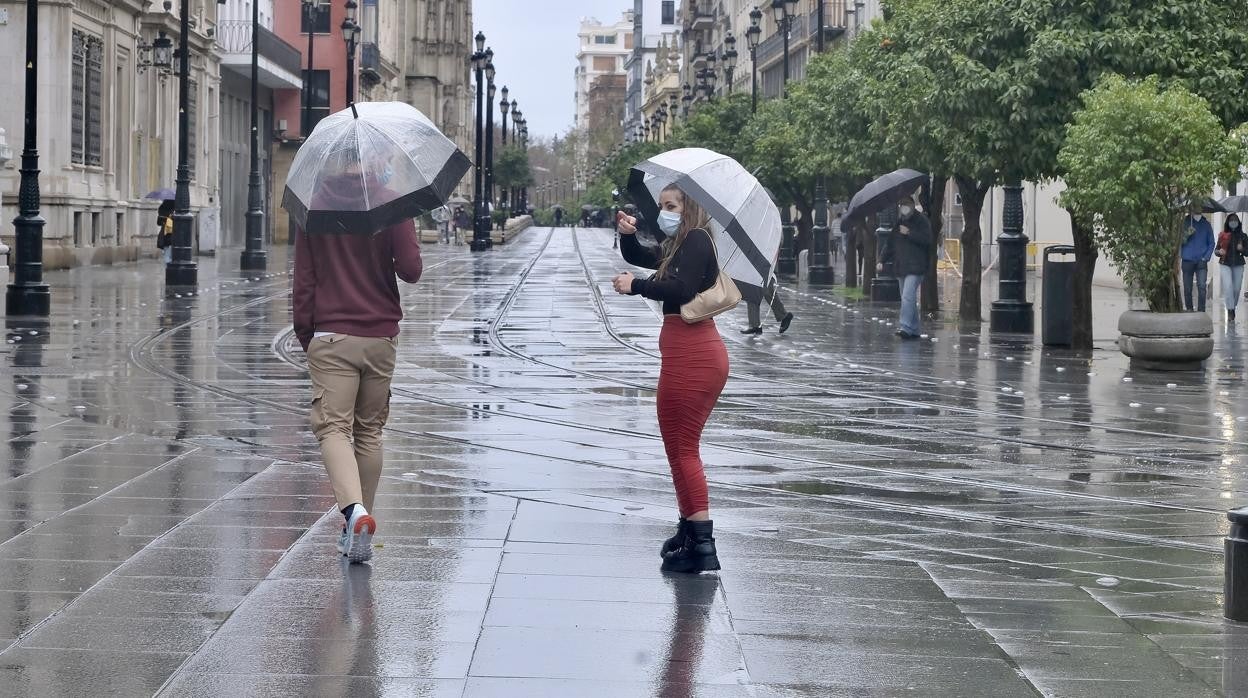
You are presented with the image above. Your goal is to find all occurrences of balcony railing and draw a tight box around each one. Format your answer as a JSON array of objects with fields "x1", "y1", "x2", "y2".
[
  {"x1": 215, "y1": 21, "x2": 304, "y2": 78},
  {"x1": 361, "y1": 42, "x2": 381, "y2": 73},
  {"x1": 753, "y1": 2, "x2": 848, "y2": 67}
]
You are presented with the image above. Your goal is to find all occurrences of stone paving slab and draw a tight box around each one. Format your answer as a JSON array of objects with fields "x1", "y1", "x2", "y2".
[{"x1": 0, "y1": 228, "x2": 1245, "y2": 695}]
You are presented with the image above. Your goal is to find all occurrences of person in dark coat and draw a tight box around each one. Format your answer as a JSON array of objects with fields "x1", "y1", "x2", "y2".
[
  {"x1": 888, "y1": 194, "x2": 932, "y2": 339},
  {"x1": 1216, "y1": 213, "x2": 1248, "y2": 321}
]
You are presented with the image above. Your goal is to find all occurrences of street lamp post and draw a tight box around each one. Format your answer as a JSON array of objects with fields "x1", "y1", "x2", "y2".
[
  {"x1": 511, "y1": 106, "x2": 521, "y2": 213},
  {"x1": 747, "y1": 7, "x2": 762, "y2": 113},
  {"x1": 990, "y1": 182, "x2": 1035, "y2": 332},
  {"x1": 471, "y1": 32, "x2": 489, "y2": 252},
  {"x1": 301, "y1": 1, "x2": 317, "y2": 135},
  {"x1": 166, "y1": 0, "x2": 198, "y2": 289},
  {"x1": 723, "y1": 33, "x2": 738, "y2": 95},
  {"x1": 6, "y1": 0, "x2": 50, "y2": 315},
  {"x1": 499, "y1": 87, "x2": 509, "y2": 211},
  {"x1": 342, "y1": 0, "x2": 359, "y2": 105},
  {"x1": 772, "y1": 0, "x2": 797, "y2": 98},
  {"x1": 808, "y1": 0, "x2": 834, "y2": 284},
  {"x1": 484, "y1": 51, "x2": 496, "y2": 244},
  {"x1": 241, "y1": 0, "x2": 267, "y2": 271}
]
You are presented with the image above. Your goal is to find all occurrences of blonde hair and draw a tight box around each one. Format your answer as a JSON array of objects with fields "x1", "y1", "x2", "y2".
[{"x1": 656, "y1": 184, "x2": 712, "y2": 278}]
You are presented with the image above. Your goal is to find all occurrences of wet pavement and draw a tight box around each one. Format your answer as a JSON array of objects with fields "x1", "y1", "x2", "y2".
[{"x1": 1, "y1": 227, "x2": 1247, "y2": 696}]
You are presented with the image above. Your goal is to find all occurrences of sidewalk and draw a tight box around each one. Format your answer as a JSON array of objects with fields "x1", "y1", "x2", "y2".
[{"x1": 0, "y1": 230, "x2": 1244, "y2": 696}]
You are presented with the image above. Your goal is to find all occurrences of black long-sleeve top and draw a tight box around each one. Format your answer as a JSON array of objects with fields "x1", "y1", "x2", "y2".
[{"x1": 620, "y1": 229, "x2": 718, "y2": 315}]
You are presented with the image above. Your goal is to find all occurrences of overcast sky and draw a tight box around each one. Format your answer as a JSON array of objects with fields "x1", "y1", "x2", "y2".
[{"x1": 473, "y1": 0, "x2": 633, "y2": 141}]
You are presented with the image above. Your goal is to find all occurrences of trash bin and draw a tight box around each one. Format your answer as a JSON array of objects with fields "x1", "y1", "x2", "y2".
[{"x1": 1042, "y1": 245, "x2": 1077, "y2": 346}]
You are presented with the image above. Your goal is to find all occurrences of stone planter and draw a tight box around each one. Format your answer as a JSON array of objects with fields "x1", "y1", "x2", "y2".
[{"x1": 1118, "y1": 310, "x2": 1213, "y2": 371}]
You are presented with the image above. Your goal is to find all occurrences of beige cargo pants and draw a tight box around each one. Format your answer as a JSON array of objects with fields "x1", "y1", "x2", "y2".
[{"x1": 307, "y1": 334, "x2": 397, "y2": 511}]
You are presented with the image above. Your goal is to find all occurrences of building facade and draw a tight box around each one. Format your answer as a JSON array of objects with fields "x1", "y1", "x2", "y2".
[
  {"x1": 0, "y1": 0, "x2": 221, "y2": 268},
  {"x1": 623, "y1": 0, "x2": 680, "y2": 140},
  {"x1": 216, "y1": 0, "x2": 302, "y2": 251},
  {"x1": 574, "y1": 14, "x2": 633, "y2": 131}
]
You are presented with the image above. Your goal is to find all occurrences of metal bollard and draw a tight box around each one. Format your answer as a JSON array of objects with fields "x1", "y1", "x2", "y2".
[{"x1": 1227, "y1": 506, "x2": 1248, "y2": 622}]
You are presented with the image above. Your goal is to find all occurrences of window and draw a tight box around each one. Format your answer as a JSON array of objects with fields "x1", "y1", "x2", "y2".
[
  {"x1": 594, "y1": 34, "x2": 616, "y2": 44},
  {"x1": 661, "y1": 1, "x2": 675, "y2": 25},
  {"x1": 303, "y1": 70, "x2": 331, "y2": 134},
  {"x1": 301, "y1": 1, "x2": 331, "y2": 34},
  {"x1": 71, "y1": 30, "x2": 104, "y2": 167}
]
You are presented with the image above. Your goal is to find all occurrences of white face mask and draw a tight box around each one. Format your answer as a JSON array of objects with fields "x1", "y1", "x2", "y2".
[
  {"x1": 1233, "y1": 221, "x2": 1242, "y2": 230},
  {"x1": 900, "y1": 205, "x2": 914, "y2": 217},
  {"x1": 658, "y1": 210, "x2": 681, "y2": 235}
]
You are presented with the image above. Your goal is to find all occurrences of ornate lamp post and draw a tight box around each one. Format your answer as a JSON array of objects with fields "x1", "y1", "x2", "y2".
[
  {"x1": 511, "y1": 105, "x2": 521, "y2": 211},
  {"x1": 518, "y1": 119, "x2": 529, "y2": 213},
  {"x1": 471, "y1": 31, "x2": 489, "y2": 251},
  {"x1": 808, "y1": 0, "x2": 834, "y2": 284},
  {"x1": 747, "y1": 6, "x2": 762, "y2": 113},
  {"x1": 723, "y1": 33, "x2": 738, "y2": 95},
  {"x1": 772, "y1": 0, "x2": 798, "y2": 98},
  {"x1": 7, "y1": 0, "x2": 50, "y2": 315},
  {"x1": 301, "y1": 0, "x2": 319, "y2": 135},
  {"x1": 705, "y1": 51, "x2": 718, "y2": 100},
  {"x1": 990, "y1": 182, "x2": 1035, "y2": 332},
  {"x1": 681, "y1": 83, "x2": 693, "y2": 118},
  {"x1": 483, "y1": 50, "x2": 496, "y2": 241},
  {"x1": 499, "y1": 87, "x2": 510, "y2": 210},
  {"x1": 342, "y1": 0, "x2": 359, "y2": 104},
  {"x1": 241, "y1": 0, "x2": 267, "y2": 271},
  {"x1": 166, "y1": 0, "x2": 198, "y2": 289}
]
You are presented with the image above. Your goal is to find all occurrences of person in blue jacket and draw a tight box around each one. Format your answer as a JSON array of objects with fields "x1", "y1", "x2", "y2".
[{"x1": 1181, "y1": 211, "x2": 1215, "y2": 312}]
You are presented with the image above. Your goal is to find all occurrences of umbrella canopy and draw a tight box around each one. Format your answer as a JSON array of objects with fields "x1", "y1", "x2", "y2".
[
  {"x1": 844, "y1": 168, "x2": 927, "y2": 222},
  {"x1": 145, "y1": 188, "x2": 175, "y2": 201},
  {"x1": 1201, "y1": 197, "x2": 1226, "y2": 214},
  {"x1": 1217, "y1": 195, "x2": 1248, "y2": 213},
  {"x1": 447, "y1": 195, "x2": 470, "y2": 206},
  {"x1": 626, "y1": 147, "x2": 780, "y2": 303},
  {"x1": 282, "y1": 102, "x2": 471, "y2": 235}
]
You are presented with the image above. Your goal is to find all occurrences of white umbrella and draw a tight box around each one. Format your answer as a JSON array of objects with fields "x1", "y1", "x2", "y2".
[
  {"x1": 282, "y1": 102, "x2": 471, "y2": 235},
  {"x1": 627, "y1": 148, "x2": 781, "y2": 303}
]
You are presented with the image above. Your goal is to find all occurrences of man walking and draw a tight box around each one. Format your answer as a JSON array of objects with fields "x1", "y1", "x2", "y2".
[
  {"x1": 892, "y1": 194, "x2": 932, "y2": 340},
  {"x1": 293, "y1": 179, "x2": 423, "y2": 563},
  {"x1": 741, "y1": 276, "x2": 794, "y2": 335},
  {"x1": 1181, "y1": 209, "x2": 1214, "y2": 312}
]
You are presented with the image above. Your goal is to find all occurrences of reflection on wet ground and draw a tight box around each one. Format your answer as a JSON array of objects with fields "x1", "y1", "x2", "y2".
[{"x1": 0, "y1": 228, "x2": 1245, "y2": 695}]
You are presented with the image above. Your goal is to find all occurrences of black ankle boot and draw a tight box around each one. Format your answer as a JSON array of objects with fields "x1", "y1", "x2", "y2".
[
  {"x1": 660, "y1": 519, "x2": 687, "y2": 558},
  {"x1": 661, "y1": 520, "x2": 720, "y2": 573}
]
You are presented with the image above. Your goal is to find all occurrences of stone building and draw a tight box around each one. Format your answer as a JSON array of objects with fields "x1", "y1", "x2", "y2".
[{"x1": 0, "y1": 0, "x2": 221, "y2": 268}]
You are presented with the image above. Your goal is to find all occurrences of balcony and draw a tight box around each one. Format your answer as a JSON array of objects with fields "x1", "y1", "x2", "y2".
[
  {"x1": 687, "y1": 2, "x2": 714, "y2": 32},
  {"x1": 754, "y1": 2, "x2": 848, "y2": 68},
  {"x1": 360, "y1": 42, "x2": 382, "y2": 90},
  {"x1": 215, "y1": 21, "x2": 304, "y2": 89}
]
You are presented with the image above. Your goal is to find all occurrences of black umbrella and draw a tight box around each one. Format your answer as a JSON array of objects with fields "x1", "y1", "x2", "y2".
[
  {"x1": 844, "y1": 168, "x2": 927, "y2": 222},
  {"x1": 1219, "y1": 195, "x2": 1248, "y2": 213},
  {"x1": 1202, "y1": 197, "x2": 1227, "y2": 214}
]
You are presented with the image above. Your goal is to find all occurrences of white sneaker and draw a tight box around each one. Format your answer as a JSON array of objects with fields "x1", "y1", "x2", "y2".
[{"x1": 340, "y1": 505, "x2": 376, "y2": 563}]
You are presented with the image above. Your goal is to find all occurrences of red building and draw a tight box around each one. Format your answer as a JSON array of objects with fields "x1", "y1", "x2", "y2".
[{"x1": 273, "y1": 1, "x2": 355, "y2": 140}]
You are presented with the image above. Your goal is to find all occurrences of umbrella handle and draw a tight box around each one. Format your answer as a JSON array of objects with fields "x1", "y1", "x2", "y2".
[{"x1": 350, "y1": 103, "x2": 359, "y2": 119}]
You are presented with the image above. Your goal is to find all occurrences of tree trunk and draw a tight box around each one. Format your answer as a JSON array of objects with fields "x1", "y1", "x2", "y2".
[
  {"x1": 955, "y1": 176, "x2": 989, "y2": 326},
  {"x1": 1070, "y1": 214, "x2": 1098, "y2": 351},
  {"x1": 844, "y1": 226, "x2": 859, "y2": 288},
  {"x1": 922, "y1": 176, "x2": 947, "y2": 313}
]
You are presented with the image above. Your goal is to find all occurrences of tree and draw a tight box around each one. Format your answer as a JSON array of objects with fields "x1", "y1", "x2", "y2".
[
  {"x1": 741, "y1": 97, "x2": 821, "y2": 252},
  {"x1": 1059, "y1": 76, "x2": 1242, "y2": 312},
  {"x1": 494, "y1": 145, "x2": 534, "y2": 208}
]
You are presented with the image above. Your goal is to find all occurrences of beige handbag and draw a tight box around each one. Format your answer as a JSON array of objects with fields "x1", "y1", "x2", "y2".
[{"x1": 681, "y1": 229, "x2": 742, "y2": 323}]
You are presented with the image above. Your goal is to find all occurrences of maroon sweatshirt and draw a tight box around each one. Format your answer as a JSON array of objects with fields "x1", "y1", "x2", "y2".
[{"x1": 292, "y1": 178, "x2": 423, "y2": 351}]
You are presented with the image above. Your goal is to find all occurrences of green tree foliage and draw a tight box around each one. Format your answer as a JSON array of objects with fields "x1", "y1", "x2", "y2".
[
  {"x1": 1059, "y1": 76, "x2": 1243, "y2": 313},
  {"x1": 494, "y1": 145, "x2": 534, "y2": 194}
]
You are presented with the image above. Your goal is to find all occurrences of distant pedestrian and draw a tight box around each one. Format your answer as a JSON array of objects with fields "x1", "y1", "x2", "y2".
[
  {"x1": 554, "y1": 206, "x2": 564, "y2": 228},
  {"x1": 1216, "y1": 213, "x2": 1248, "y2": 321},
  {"x1": 432, "y1": 205, "x2": 452, "y2": 244},
  {"x1": 889, "y1": 194, "x2": 932, "y2": 339},
  {"x1": 1181, "y1": 210, "x2": 1214, "y2": 312},
  {"x1": 452, "y1": 206, "x2": 470, "y2": 245},
  {"x1": 614, "y1": 185, "x2": 727, "y2": 574},
  {"x1": 293, "y1": 161, "x2": 423, "y2": 564},
  {"x1": 155, "y1": 200, "x2": 175, "y2": 264},
  {"x1": 741, "y1": 267, "x2": 793, "y2": 335}
]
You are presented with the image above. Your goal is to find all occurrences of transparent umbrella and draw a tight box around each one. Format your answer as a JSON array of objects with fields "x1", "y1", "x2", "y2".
[{"x1": 282, "y1": 102, "x2": 471, "y2": 235}]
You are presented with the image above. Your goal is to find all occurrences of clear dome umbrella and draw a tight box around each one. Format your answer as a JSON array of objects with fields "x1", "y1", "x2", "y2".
[{"x1": 282, "y1": 102, "x2": 471, "y2": 235}]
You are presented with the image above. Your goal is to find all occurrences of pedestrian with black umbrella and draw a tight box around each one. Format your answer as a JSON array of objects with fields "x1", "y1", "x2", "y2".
[{"x1": 886, "y1": 194, "x2": 933, "y2": 339}]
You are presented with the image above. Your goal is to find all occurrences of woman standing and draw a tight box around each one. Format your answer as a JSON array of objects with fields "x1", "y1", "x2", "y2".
[
  {"x1": 1216, "y1": 213, "x2": 1248, "y2": 321},
  {"x1": 613, "y1": 185, "x2": 728, "y2": 574}
]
